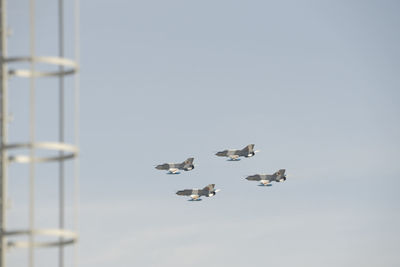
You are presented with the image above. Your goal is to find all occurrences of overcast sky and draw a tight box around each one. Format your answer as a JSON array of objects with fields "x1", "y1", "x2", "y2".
[{"x1": 5, "y1": 0, "x2": 400, "y2": 266}]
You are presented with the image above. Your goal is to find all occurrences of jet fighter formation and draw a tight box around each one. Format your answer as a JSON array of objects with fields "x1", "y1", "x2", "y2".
[{"x1": 155, "y1": 144, "x2": 287, "y2": 201}]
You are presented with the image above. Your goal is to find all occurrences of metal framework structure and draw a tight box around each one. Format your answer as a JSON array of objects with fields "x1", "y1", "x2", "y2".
[{"x1": 0, "y1": 0, "x2": 79, "y2": 266}]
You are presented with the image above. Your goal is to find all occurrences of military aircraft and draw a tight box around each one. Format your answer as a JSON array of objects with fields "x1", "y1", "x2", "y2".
[
  {"x1": 155, "y1": 157, "x2": 195, "y2": 174},
  {"x1": 245, "y1": 169, "x2": 287, "y2": 186},
  {"x1": 215, "y1": 144, "x2": 259, "y2": 161},
  {"x1": 176, "y1": 184, "x2": 221, "y2": 201}
]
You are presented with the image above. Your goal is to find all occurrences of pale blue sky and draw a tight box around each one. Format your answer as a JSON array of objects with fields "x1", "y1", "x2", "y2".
[{"x1": 5, "y1": 0, "x2": 400, "y2": 266}]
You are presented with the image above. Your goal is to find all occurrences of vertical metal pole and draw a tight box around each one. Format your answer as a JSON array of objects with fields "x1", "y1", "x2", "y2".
[
  {"x1": 29, "y1": 0, "x2": 36, "y2": 267},
  {"x1": 58, "y1": 0, "x2": 65, "y2": 267},
  {"x1": 0, "y1": 0, "x2": 7, "y2": 266},
  {"x1": 73, "y1": 1, "x2": 80, "y2": 266}
]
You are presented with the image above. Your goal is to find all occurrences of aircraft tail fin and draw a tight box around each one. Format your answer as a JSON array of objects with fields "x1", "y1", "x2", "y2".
[
  {"x1": 242, "y1": 144, "x2": 255, "y2": 154},
  {"x1": 203, "y1": 184, "x2": 215, "y2": 192},
  {"x1": 183, "y1": 157, "x2": 194, "y2": 165},
  {"x1": 275, "y1": 169, "x2": 286, "y2": 176},
  {"x1": 182, "y1": 157, "x2": 195, "y2": 171},
  {"x1": 275, "y1": 169, "x2": 286, "y2": 181}
]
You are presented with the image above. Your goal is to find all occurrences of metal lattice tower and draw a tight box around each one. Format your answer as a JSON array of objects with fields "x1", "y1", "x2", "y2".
[{"x1": 0, "y1": 0, "x2": 79, "y2": 266}]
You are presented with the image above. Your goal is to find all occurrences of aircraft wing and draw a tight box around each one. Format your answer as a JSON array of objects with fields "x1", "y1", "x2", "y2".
[{"x1": 268, "y1": 175, "x2": 278, "y2": 181}]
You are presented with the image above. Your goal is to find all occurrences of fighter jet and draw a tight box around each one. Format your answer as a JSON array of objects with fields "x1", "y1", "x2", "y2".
[
  {"x1": 215, "y1": 144, "x2": 259, "y2": 161},
  {"x1": 245, "y1": 169, "x2": 287, "y2": 186},
  {"x1": 155, "y1": 157, "x2": 194, "y2": 174},
  {"x1": 176, "y1": 184, "x2": 221, "y2": 201}
]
